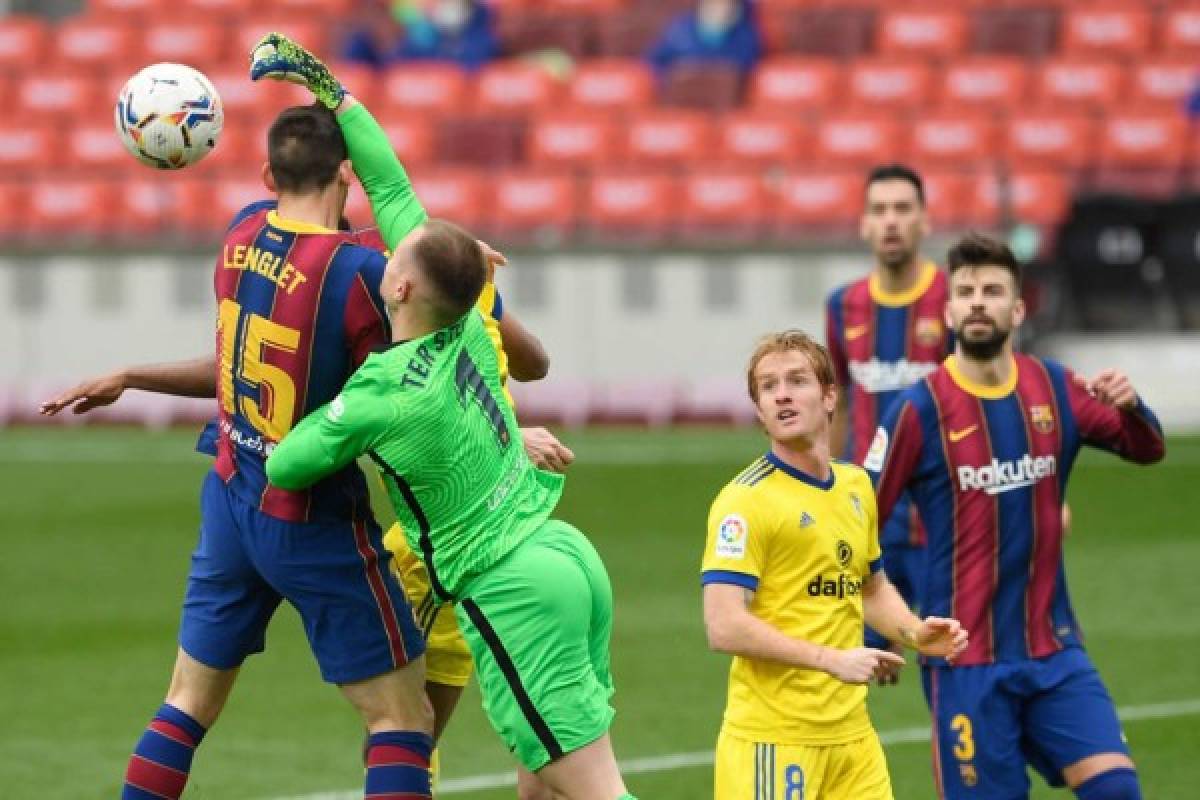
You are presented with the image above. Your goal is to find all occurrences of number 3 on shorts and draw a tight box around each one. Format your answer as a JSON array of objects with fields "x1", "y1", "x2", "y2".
[{"x1": 951, "y1": 713, "x2": 976, "y2": 761}]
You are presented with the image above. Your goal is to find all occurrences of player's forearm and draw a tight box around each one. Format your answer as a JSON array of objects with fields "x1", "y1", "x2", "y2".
[
  {"x1": 862, "y1": 572, "x2": 921, "y2": 648},
  {"x1": 122, "y1": 357, "x2": 216, "y2": 398},
  {"x1": 499, "y1": 313, "x2": 549, "y2": 382},
  {"x1": 706, "y1": 606, "x2": 836, "y2": 673},
  {"x1": 266, "y1": 432, "x2": 336, "y2": 490},
  {"x1": 336, "y1": 102, "x2": 427, "y2": 250},
  {"x1": 1114, "y1": 399, "x2": 1167, "y2": 464}
]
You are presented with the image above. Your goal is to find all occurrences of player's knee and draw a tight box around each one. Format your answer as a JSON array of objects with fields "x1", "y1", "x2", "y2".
[{"x1": 1074, "y1": 767, "x2": 1142, "y2": 800}]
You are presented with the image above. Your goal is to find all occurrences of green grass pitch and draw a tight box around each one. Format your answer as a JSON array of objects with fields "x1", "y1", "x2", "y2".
[{"x1": 1, "y1": 427, "x2": 1197, "y2": 799}]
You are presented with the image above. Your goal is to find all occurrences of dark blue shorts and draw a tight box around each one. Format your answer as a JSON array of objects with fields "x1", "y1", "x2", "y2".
[
  {"x1": 864, "y1": 538, "x2": 925, "y2": 649},
  {"x1": 181, "y1": 471, "x2": 424, "y2": 683},
  {"x1": 922, "y1": 648, "x2": 1129, "y2": 799}
]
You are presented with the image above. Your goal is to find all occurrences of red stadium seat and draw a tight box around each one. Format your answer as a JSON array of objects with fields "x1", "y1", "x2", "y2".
[
  {"x1": 969, "y1": 7, "x2": 1058, "y2": 58},
  {"x1": 271, "y1": 0, "x2": 353, "y2": 15},
  {"x1": 1129, "y1": 60, "x2": 1197, "y2": 111},
  {"x1": 1099, "y1": 114, "x2": 1188, "y2": 169},
  {"x1": 748, "y1": 58, "x2": 842, "y2": 113},
  {"x1": 680, "y1": 170, "x2": 770, "y2": 239},
  {"x1": 788, "y1": 8, "x2": 875, "y2": 58},
  {"x1": 115, "y1": 178, "x2": 182, "y2": 237},
  {"x1": 172, "y1": 177, "x2": 220, "y2": 237},
  {"x1": 716, "y1": 113, "x2": 810, "y2": 166},
  {"x1": 410, "y1": 170, "x2": 486, "y2": 229},
  {"x1": 26, "y1": 179, "x2": 120, "y2": 239},
  {"x1": 624, "y1": 111, "x2": 716, "y2": 165},
  {"x1": 921, "y1": 171, "x2": 975, "y2": 229},
  {"x1": 774, "y1": 171, "x2": 861, "y2": 233},
  {"x1": 17, "y1": 71, "x2": 102, "y2": 118},
  {"x1": 0, "y1": 124, "x2": 59, "y2": 172},
  {"x1": 0, "y1": 180, "x2": 26, "y2": 239},
  {"x1": 382, "y1": 65, "x2": 469, "y2": 116},
  {"x1": 1005, "y1": 113, "x2": 1098, "y2": 169},
  {"x1": 1035, "y1": 59, "x2": 1127, "y2": 111},
  {"x1": 658, "y1": 63, "x2": 743, "y2": 111},
  {"x1": 372, "y1": 113, "x2": 436, "y2": 165},
  {"x1": 489, "y1": 171, "x2": 579, "y2": 235},
  {"x1": 973, "y1": 171, "x2": 1071, "y2": 227},
  {"x1": 497, "y1": 11, "x2": 591, "y2": 59},
  {"x1": 594, "y1": 7, "x2": 679, "y2": 59},
  {"x1": 940, "y1": 58, "x2": 1030, "y2": 110},
  {"x1": 89, "y1": 0, "x2": 171, "y2": 16},
  {"x1": 474, "y1": 61, "x2": 563, "y2": 116},
  {"x1": 55, "y1": 17, "x2": 137, "y2": 68},
  {"x1": 877, "y1": 9, "x2": 968, "y2": 58},
  {"x1": 206, "y1": 67, "x2": 310, "y2": 121},
  {"x1": 847, "y1": 60, "x2": 935, "y2": 109},
  {"x1": 528, "y1": 114, "x2": 620, "y2": 167},
  {"x1": 140, "y1": 21, "x2": 228, "y2": 69},
  {"x1": 177, "y1": 0, "x2": 245, "y2": 18},
  {"x1": 207, "y1": 177, "x2": 271, "y2": 234},
  {"x1": 1162, "y1": 7, "x2": 1200, "y2": 56},
  {"x1": 0, "y1": 16, "x2": 48, "y2": 70},
  {"x1": 435, "y1": 116, "x2": 525, "y2": 166},
  {"x1": 324, "y1": 61, "x2": 380, "y2": 110},
  {"x1": 814, "y1": 115, "x2": 906, "y2": 166},
  {"x1": 568, "y1": 60, "x2": 654, "y2": 111},
  {"x1": 909, "y1": 114, "x2": 998, "y2": 168},
  {"x1": 192, "y1": 119, "x2": 259, "y2": 175},
  {"x1": 67, "y1": 121, "x2": 134, "y2": 173},
  {"x1": 584, "y1": 171, "x2": 679, "y2": 239},
  {"x1": 231, "y1": 20, "x2": 326, "y2": 62},
  {"x1": 1061, "y1": 7, "x2": 1151, "y2": 57}
]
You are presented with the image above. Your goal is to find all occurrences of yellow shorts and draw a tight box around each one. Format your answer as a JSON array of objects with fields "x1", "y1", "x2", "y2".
[
  {"x1": 384, "y1": 524, "x2": 473, "y2": 688},
  {"x1": 714, "y1": 728, "x2": 893, "y2": 800}
]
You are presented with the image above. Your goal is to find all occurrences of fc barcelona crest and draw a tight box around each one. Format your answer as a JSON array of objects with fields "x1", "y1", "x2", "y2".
[{"x1": 1031, "y1": 404, "x2": 1055, "y2": 434}]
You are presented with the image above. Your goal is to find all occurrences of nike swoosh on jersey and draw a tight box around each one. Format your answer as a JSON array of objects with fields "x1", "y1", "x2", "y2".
[
  {"x1": 948, "y1": 425, "x2": 978, "y2": 443},
  {"x1": 845, "y1": 324, "x2": 869, "y2": 340}
]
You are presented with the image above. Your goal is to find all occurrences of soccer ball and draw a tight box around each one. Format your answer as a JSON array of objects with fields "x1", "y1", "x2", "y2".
[{"x1": 114, "y1": 63, "x2": 223, "y2": 169}]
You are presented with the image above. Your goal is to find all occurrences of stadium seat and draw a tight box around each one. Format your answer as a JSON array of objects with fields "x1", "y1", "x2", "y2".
[
  {"x1": 324, "y1": 61, "x2": 380, "y2": 110},
  {"x1": 192, "y1": 119, "x2": 259, "y2": 174},
  {"x1": 0, "y1": 124, "x2": 59, "y2": 173},
  {"x1": 54, "y1": 17, "x2": 137, "y2": 68},
  {"x1": 584, "y1": 171, "x2": 680, "y2": 241},
  {"x1": 624, "y1": 111, "x2": 716, "y2": 166},
  {"x1": 567, "y1": 60, "x2": 654, "y2": 111},
  {"x1": 369, "y1": 113, "x2": 436, "y2": 165},
  {"x1": 847, "y1": 60, "x2": 935, "y2": 109},
  {"x1": 773, "y1": 171, "x2": 861, "y2": 234},
  {"x1": 17, "y1": 71, "x2": 103, "y2": 118},
  {"x1": 939, "y1": 57, "x2": 1030, "y2": 109},
  {"x1": 206, "y1": 66, "x2": 310, "y2": 122},
  {"x1": 787, "y1": 8, "x2": 876, "y2": 58},
  {"x1": 410, "y1": 170, "x2": 487, "y2": 229},
  {"x1": 1162, "y1": 7, "x2": 1200, "y2": 56},
  {"x1": 26, "y1": 179, "x2": 120, "y2": 239},
  {"x1": 496, "y1": 11, "x2": 592, "y2": 59},
  {"x1": 381, "y1": 65, "x2": 469, "y2": 116},
  {"x1": 1035, "y1": 59, "x2": 1127, "y2": 111},
  {"x1": 1098, "y1": 113, "x2": 1188, "y2": 170},
  {"x1": 185, "y1": 177, "x2": 268, "y2": 238},
  {"x1": 716, "y1": 113, "x2": 810, "y2": 167},
  {"x1": 658, "y1": 63, "x2": 743, "y2": 111},
  {"x1": 1061, "y1": 7, "x2": 1151, "y2": 57},
  {"x1": 813, "y1": 115, "x2": 906, "y2": 166},
  {"x1": 272, "y1": 0, "x2": 353, "y2": 14},
  {"x1": 488, "y1": 171, "x2": 579, "y2": 238},
  {"x1": 1129, "y1": 59, "x2": 1197, "y2": 111},
  {"x1": 435, "y1": 116, "x2": 526, "y2": 166},
  {"x1": 528, "y1": 114, "x2": 620, "y2": 167},
  {"x1": 877, "y1": 9, "x2": 968, "y2": 58},
  {"x1": 1085, "y1": 168, "x2": 1180, "y2": 199},
  {"x1": 679, "y1": 170, "x2": 770, "y2": 241},
  {"x1": 474, "y1": 61, "x2": 563, "y2": 115},
  {"x1": 0, "y1": 16, "x2": 49, "y2": 70},
  {"x1": 176, "y1": 0, "x2": 245, "y2": 18},
  {"x1": 909, "y1": 114, "x2": 998, "y2": 168},
  {"x1": 89, "y1": 0, "x2": 172, "y2": 16},
  {"x1": 1005, "y1": 113, "x2": 1098, "y2": 171},
  {"x1": 920, "y1": 170, "x2": 975, "y2": 229},
  {"x1": 231, "y1": 20, "x2": 326, "y2": 62},
  {"x1": 594, "y1": 7, "x2": 678, "y2": 58},
  {"x1": 140, "y1": 21, "x2": 227, "y2": 67},
  {"x1": 114, "y1": 179, "x2": 181, "y2": 237},
  {"x1": 973, "y1": 171, "x2": 1071, "y2": 227},
  {"x1": 0, "y1": 180, "x2": 26, "y2": 240},
  {"x1": 747, "y1": 58, "x2": 842, "y2": 113},
  {"x1": 970, "y1": 7, "x2": 1059, "y2": 58},
  {"x1": 67, "y1": 122, "x2": 135, "y2": 174}
]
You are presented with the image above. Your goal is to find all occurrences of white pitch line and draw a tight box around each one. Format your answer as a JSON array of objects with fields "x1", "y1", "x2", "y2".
[{"x1": 267, "y1": 697, "x2": 1200, "y2": 799}]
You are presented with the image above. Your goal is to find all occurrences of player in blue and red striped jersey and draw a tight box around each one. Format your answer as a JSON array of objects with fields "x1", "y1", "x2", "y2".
[
  {"x1": 825, "y1": 164, "x2": 950, "y2": 663},
  {"x1": 866, "y1": 233, "x2": 1165, "y2": 800}
]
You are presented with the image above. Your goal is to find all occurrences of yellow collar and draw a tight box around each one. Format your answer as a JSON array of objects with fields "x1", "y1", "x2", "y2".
[
  {"x1": 944, "y1": 355, "x2": 1018, "y2": 400},
  {"x1": 267, "y1": 210, "x2": 337, "y2": 235},
  {"x1": 869, "y1": 261, "x2": 937, "y2": 307}
]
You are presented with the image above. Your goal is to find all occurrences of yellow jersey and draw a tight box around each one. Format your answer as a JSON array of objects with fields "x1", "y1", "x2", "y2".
[{"x1": 702, "y1": 454, "x2": 882, "y2": 745}]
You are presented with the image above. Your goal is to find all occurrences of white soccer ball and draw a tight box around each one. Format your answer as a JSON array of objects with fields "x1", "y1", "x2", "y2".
[{"x1": 114, "y1": 63, "x2": 223, "y2": 169}]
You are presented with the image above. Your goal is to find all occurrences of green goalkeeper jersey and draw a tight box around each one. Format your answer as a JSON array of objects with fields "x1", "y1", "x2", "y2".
[{"x1": 266, "y1": 310, "x2": 564, "y2": 600}]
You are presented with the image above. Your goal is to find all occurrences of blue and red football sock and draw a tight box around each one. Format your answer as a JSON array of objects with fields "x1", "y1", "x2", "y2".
[
  {"x1": 122, "y1": 703, "x2": 207, "y2": 799},
  {"x1": 364, "y1": 730, "x2": 434, "y2": 799}
]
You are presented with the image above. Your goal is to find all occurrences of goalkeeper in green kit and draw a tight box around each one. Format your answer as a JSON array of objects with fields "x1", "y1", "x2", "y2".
[{"x1": 254, "y1": 34, "x2": 636, "y2": 800}]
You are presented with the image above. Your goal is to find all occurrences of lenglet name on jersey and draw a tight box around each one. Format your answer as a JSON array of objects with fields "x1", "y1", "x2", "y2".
[{"x1": 223, "y1": 245, "x2": 308, "y2": 295}]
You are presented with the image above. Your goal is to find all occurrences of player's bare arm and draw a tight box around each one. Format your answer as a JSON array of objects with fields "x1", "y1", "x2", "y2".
[
  {"x1": 40, "y1": 356, "x2": 215, "y2": 416},
  {"x1": 862, "y1": 569, "x2": 968, "y2": 662},
  {"x1": 500, "y1": 312, "x2": 550, "y2": 382},
  {"x1": 521, "y1": 427, "x2": 573, "y2": 473}
]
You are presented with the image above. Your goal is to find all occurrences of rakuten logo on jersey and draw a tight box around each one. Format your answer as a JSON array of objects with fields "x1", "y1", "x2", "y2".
[
  {"x1": 957, "y1": 455, "x2": 1057, "y2": 495},
  {"x1": 848, "y1": 359, "x2": 939, "y2": 393}
]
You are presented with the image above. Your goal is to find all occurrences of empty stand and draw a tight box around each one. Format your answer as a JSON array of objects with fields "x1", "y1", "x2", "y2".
[
  {"x1": 584, "y1": 171, "x2": 679, "y2": 241},
  {"x1": 877, "y1": 9, "x2": 968, "y2": 58},
  {"x1": 568, "y1": 59, "x2": 654, "y2": 111},
  {"x1": 529, "y1": 114, "x2": 620, "y2": 167},
  {"x1": 624, "y1": 111, "x2": 717, "y2": 166},
  {"x1": 748, "y1": 58, "x2": 841, "y2": 113}
]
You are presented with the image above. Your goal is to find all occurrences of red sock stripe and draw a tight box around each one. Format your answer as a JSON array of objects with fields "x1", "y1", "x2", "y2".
[
  {"x1": 126, "y1": 754, "x2": 188, "y2": 799},
  {"x1": 148, "y1": 719, "x2": 198, "y2": 748},
  {"x1": 367, "y1": 744, "x2": 431, "y2": 769}
]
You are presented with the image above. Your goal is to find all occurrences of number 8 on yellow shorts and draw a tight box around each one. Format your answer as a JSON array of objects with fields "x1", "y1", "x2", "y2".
[
  {"x1": 384, "y1": 524, "x2": 473, "y2": 688},
  {"x1": 715, "y1": 728, "x2": 893, "y2": 800}
]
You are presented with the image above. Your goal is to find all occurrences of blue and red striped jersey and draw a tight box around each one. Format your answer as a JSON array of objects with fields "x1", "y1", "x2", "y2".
[
  {"x1": 825, "y1": 262, "x2": 950, "y2": 546},
  {"x1": 211, "y1": 203, "x2": 390, "y2": 523},
  {"x1": 867, "y1": 353, "x2": 1165, "y2": 666}
]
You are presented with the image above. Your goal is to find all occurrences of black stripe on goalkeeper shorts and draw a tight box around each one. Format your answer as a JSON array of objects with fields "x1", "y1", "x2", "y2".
[
  {"x1": 461, "y1": 597, "x2": 563, "y2": 761},
  {"x1": 368, "y1": 451, "x2": 451, "y2": 601}
]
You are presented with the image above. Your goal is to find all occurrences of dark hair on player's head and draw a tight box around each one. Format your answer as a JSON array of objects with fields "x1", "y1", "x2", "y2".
[
  {"x1": 413, "y1": 219, "x2": 486, "y2": 327},
  {"x1": 865, "y1": 163, "x2": 925, "y2": 206},
  {"x1": 267, "y1": 103, "x2": 347, "y2": 193},
  {"x1": 946, "y1": 232, "x2": 1022, "y2": 288}
]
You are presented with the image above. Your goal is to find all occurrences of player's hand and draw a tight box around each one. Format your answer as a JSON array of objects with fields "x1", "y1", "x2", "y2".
[
  {"x1": 822, "y1": 647, "x2": 905, "y2": 685},
  {"x1": 249, "y1": 32, "x2": 345, "y2": 110},
  {"x1": 912, "y1": 616, "x2": 968, "y2": 662},
  {"x1": 521, "y1": 427, "x2": 574, "y2": 473},
  {"x1": 874, "y1": 642, "x2": 905, "y2": 686},
  {"x1": 39, "y1": 372, "x2": 127, "y2": 416},
  {"x1": 478, "y1": 239, "x2": 507, "y2": 282},
  {"x1": 1074, "y1": 369, "x2": 1138, "y2": 411}
]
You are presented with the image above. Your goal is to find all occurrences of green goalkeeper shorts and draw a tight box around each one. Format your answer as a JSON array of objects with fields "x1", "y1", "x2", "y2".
[{"x1": 455, "y1": 519, "x2": 616, "y2": 772}]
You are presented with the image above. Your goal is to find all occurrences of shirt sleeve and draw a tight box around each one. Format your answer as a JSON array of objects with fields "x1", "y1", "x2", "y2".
[
  {"x1": 701, "y1": 484, "x2": 771, "y2": 592},
  {"x1": 860, "y1": 476, "x2": 883, "y2": 576},
  {"x1": 865, "y1": 394, "x2": 926, "y2": 523},
  {"x1": 266, "y1": 362, "x2": 397, "y2": 490},
  {"x1": 1064, "y1": 367, "x2": 1166, "y2": 464}
]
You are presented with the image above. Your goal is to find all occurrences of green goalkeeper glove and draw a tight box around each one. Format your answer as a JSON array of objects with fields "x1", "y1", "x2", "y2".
[{"x1": 249, "y1": 32, "x2": 345, "y2": 110}]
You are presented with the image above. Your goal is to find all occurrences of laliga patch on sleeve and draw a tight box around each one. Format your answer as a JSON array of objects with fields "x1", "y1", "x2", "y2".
[
  {"x1": 327, "y1": 394, "x2": 345, "y2": 422},
  {"x1": 863, "y1": 427, "x2": 888, "y2": 472},
  {"x1": 715, "y1": 514, "x2": 749, "y2": 559}
]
